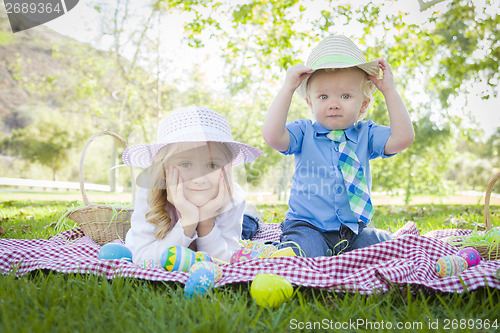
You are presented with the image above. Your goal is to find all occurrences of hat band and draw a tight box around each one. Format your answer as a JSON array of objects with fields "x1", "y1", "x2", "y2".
[{"x1": 312, "y1": 55, "x2": 361, "y2": 69}]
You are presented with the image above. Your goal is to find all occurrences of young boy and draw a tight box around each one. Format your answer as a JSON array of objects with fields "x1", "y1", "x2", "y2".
[{"x1": 262, "y1": 35, "x2": 414, "y2": 257}]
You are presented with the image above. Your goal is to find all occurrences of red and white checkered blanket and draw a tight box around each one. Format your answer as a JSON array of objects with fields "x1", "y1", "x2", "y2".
[{"x1": 1, "y1": 222, "x2": 499, "y2": 294}]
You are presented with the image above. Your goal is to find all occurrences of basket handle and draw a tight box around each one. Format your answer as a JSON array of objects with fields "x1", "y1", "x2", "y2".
[
  {"x1": 79, "y1": 131, "x2": 136, "y2": 207},
  {"x1": 484, "y1": 171, "x2": 500, "y2": 232}
]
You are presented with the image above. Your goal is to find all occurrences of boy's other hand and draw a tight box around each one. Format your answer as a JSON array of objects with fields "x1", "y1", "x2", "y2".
[
  {"x1": 367, "y1": 58, "x2": 396, "y2": 95},
  {"x1": 284, "y1": 64, "x2": 313, "y2": 92}
]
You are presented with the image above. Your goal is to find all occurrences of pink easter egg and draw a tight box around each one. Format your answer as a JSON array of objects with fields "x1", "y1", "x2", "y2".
[
  {"x1": 456, "y1": 247, "x2": 481, "y2": 267},
  {"x1": 230, "y1": 248, "x2": 265, "y2": 264}
]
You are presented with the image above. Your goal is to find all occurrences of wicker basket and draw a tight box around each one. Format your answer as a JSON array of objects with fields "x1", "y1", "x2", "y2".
[
  {"x1": 65, "y1": 131, "x2": 136, "y2": 245},
  {"x1": 473, "y1": 172, "x2": 500, "y2": 260}
]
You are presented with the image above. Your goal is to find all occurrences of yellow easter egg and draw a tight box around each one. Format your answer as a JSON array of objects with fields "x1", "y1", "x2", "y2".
[
  {"x1": 435, "y1": 255, "x2": 468, "y2": 278},
  {"x1": 269, "y1": 247, "x2": 297, "y2": 258},
  {"x1": 250, "y1": 273, "x2": 293, "y2": 307}
]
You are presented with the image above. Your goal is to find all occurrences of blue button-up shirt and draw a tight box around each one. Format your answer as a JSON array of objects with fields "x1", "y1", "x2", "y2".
[{"x1": 282, "y1": 119, "x2": 394, "y2": 233}]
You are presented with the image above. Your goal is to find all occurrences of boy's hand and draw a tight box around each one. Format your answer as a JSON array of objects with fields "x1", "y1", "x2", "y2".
[
  {"x1": 367, "y1": 59, "x2": 396, "y2": 95},
  {"x1": 283, "y1": 64, "x2": 313, "y2": 92}
]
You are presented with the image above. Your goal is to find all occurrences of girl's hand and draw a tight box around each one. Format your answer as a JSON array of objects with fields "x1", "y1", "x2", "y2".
[
  {"x1": 198, "y1": 167, "x2": 232, "y2": 222},
  {"x1": 368, "y1": 58, "x2": 396, "y2": 95},
  {"x1": 283, "y1": 64, "x2": 313, "y2": 92},
  {"x1": 166, "y1": 166, "x2": 199, "y2": 228}
]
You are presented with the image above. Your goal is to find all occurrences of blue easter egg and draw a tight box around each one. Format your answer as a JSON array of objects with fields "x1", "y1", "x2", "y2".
[
  {"x1": 98, "y1": 243, "x2": 133, "y2": 262},
  {"x1": 184, "y1": 268, "x2": 215, "y2": 299},
  {"x1": 189, "y1": 261, "x2": 223, "y2": 282}
]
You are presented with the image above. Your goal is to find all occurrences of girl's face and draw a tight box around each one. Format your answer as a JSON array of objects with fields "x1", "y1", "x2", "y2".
[{"x1": 167, "y1": 142, "x2": 232, "y2": 207}]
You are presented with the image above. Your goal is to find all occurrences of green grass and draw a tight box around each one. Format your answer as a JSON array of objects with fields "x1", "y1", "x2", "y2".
[
  {"x1": 1, "y1": 197, "x2": 500, "y2": 332},
  {"x1": 1, "y1": 272, "x2": 499, "y2": 333}
]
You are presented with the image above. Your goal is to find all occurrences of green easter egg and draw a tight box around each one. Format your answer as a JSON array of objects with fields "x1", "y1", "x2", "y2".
[
  {"x1": 485, "y1": 228, "x2": 500, "y2": 242},
  {"x1": 250, "y1": 273, "x2": 293, "y2": 307}
]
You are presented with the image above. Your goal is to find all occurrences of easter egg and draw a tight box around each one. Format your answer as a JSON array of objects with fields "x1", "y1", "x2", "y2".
[
  {"x1": 98, "y1": 243, "x2": 133, "y2": 262},
  {"x1": 485, "y1": 228, "x2": 500, "y2": 242},
  {"x1": 435, "y1": 255, "x2": 468, "y2": 278},
  {"x1": 137, "y1": 259, "x2": 161, "y2": 269},
  {"x1": 160, "y1": 246, "x2": 196, "y2": 272},
  {"x1": 250, "y1": 273, "x2": 293, "y2": 307},
  {"x1": 456, "y1": 248, "x2": 481, "y2": 267},
  {"x1": 269, "y1": 247, "x2": 297, "y2": 258},
  {"x1": 184, "y1": 268, "x2": 215, "y2": 299},
  {"x1": 260, "y1": 245, "x2": 279, "y2": 257},
  {"x1": 195, "y1": 251, "x2": 213, "y2": 262},
  {"x1": 230, "y1": 248, "x2": 265, "y2": 264},
  {"x1": 189, "y1": 261, "x2": 223, "y2": 282},
  {"x1": 243, "y1": 242, "x2": 278, "y2": 257}
]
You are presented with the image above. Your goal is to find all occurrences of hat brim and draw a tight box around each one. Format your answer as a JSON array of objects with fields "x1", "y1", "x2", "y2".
[
  {"x1": 122, "y1": 140, "x2": 263, "y2": 169},
  {"x1": 296, "y1": 60, "x2": 379, "y2": 99}
]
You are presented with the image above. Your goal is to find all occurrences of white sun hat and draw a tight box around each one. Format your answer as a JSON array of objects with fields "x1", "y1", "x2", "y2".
[
  {"x1": 122, "y1": 106, "x2": 263, "y2": 168},
  {"x1": 296, "y1": 35, "x2": 380, "y2": 99}
]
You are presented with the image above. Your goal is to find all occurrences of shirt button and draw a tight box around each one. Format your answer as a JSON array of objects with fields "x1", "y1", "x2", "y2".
[
  {"x1": 335, "y1": 185, "x2": 344, "y2": 194},
  {"x1": 334, "y1": 146, "x2": 339, "y2": 152}
]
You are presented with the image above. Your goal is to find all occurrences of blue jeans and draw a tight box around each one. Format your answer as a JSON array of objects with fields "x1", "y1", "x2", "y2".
[
  {"x1": 278, "y1": 219, "x2": 393, "y2": 257},
  {"x1": 241, "y1": 214, "x2": 260, "y2": 240}
]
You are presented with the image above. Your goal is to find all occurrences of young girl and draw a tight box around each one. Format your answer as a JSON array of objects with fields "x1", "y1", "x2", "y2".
[{"x1": 122, "y1": 106, "x2": 263, "y2": 263}]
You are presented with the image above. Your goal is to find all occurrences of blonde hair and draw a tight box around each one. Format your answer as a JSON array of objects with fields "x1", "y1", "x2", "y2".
[
  {"x1": 145, "y1": 142, "x2": 234, "y2": 240},
  {"x1": 306, "y1": 67, "x2": 375, "y2": 121}
]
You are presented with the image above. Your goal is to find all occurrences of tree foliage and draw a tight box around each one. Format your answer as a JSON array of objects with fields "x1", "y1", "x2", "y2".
[
  {"x1": 176, "y1": 0, "x2": 499, "y2": 200},
  {"x1": 2, "y1": 112, "x2": 90, "y2": 181},
  {"x1": 1, "y1": 0, "x2": 498, "y2": 199}
]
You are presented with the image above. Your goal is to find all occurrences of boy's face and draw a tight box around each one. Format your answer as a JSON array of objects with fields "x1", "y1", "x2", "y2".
[
  {"x1": 306, "y1": 69, "x2": 370, "y2": 131},
  {"x1": 167, "y1": 142, "x2": 231, "y2": 207}
]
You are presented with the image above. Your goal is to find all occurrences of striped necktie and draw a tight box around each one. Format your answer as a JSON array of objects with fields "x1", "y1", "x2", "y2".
[{"x1": 327, "y1": 129, "x2": 374, "y2": 223}]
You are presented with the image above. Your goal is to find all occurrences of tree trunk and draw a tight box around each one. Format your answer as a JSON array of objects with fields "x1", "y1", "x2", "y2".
[
  {"x1": 110, "y1": 141, "x2": 117, "y2": 192},
  {"x1": 404, "y1": 157, "x2": 413, "y2": 205}
]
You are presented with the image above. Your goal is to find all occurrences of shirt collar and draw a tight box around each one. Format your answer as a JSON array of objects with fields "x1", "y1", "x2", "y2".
[{"x1": 313, "y1": 122, "x2": 359, "y2": 144}]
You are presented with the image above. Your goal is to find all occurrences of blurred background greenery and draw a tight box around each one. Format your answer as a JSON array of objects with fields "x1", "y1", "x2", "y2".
[{"x1": 0, "y1": 0, "x2": 498, "y2": 204}]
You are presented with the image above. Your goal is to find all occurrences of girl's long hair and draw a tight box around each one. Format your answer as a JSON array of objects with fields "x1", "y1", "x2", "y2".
[{"x1": 145, "y1": 142, "x2": 234, "y2": 240}]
